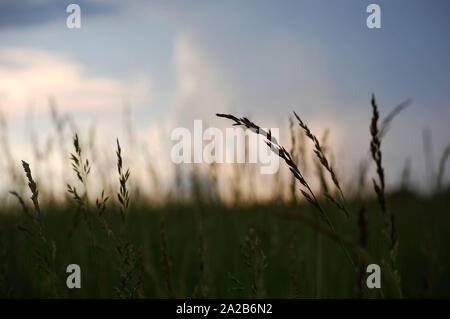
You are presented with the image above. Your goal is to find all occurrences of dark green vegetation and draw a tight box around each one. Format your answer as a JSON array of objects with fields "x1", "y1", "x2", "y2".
[
  {"x1": 1, "y1": 193, "x2": 449, "y2": 298},
  {"x1": 0, "y1": 95, "x2": 449, "y2": 298}
]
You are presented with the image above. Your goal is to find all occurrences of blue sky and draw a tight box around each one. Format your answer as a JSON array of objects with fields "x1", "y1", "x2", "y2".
[{"x1": 0, "y1": 0, "x2": 449, "y2": 195}]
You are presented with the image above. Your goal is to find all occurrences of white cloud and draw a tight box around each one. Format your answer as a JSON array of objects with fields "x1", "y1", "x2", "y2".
[
  {"x1": 171, "y1": 33, "x2": 232, "y2": 123},
  {"x1": 0, "y1": 47, "x2": 151, "y2": 112},
  {"x1": 163, "y1": 33, "x2": 351, "y2": 200}
]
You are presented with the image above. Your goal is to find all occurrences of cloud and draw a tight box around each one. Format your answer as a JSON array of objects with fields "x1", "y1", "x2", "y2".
[
  {"x1": 171, "y1": 32, "x2": 233, "y2": 124},
  {"x1": 166, "y1": 33, "x2": 342, "y2": 199},
  {"x1": 0, "y1": 47, "x2": 151, "y2": 112}
]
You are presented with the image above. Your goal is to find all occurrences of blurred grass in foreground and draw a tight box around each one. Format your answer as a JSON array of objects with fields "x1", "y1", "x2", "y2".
[{"x1": 1, "y1": 190, "x2": 449, "y2": 298}]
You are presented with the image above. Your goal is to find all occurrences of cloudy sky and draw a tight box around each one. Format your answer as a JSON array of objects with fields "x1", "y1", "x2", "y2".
[{"x1": 0, "y1": 0, "x2": 449, "y2": 196}]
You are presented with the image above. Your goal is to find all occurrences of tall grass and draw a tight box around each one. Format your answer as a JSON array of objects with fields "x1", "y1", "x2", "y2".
[
  {"x1": 0, "y1": 94, "x2": 449, "y2": 299},
  {"x1": 369, "y1": 94, "x2": 402, "y2": 297},
  {"x1": 10, "y1": 161, "x2": 59, "y2": 297},
  {"x1": 293, "y1": 112, "x2": 349, "y2": 218},
  {"x1": 216, "y1": 113, "x2": 355, "y2": 268}
]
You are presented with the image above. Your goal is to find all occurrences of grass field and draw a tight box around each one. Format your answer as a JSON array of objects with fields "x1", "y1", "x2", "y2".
[
  {"x1": 0, "y1": 96, "x2": 449, "y2": 299},
  {"x1": 1, "y1": 192, "x2": 449, "y2": 298}
]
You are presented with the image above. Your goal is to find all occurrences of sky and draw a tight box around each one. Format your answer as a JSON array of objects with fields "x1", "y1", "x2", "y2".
[{"x1": 0, "y1": 0, "x2": 449, "y2": 197}]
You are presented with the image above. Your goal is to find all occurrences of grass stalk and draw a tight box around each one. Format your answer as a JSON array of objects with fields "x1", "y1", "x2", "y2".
[{"x1": 216, "y1": 113, "x2": 355, "y2": 268}]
